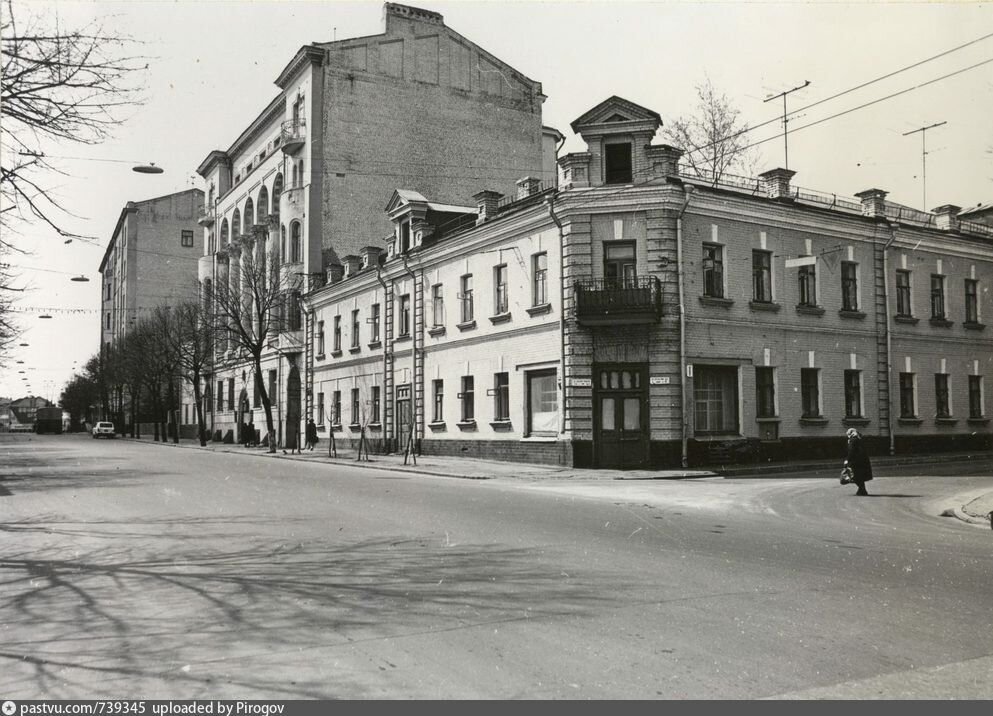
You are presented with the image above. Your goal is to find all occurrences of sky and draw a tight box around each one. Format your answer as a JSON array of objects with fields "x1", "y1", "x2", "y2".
[{"x1": 3, "y1": 0, "x2": 992, "y2": 402}]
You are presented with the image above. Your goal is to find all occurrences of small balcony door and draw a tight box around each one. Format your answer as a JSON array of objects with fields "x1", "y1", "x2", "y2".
[{"x1": 604, "y1": 242, "x2": 636, "y2": 288}]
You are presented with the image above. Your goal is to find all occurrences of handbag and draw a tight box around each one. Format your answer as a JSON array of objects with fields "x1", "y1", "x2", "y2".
[{"x1": 840, "y1": 466, "x2": 854, "y2": 485}]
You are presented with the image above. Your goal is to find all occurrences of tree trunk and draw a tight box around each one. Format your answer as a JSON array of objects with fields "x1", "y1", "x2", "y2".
[
  {"x1": 255, "y1": 355, "x2": 277, "y2": 453},
  {"x1": 192, "y1": 373, "x2": 207, "y2": 447}
]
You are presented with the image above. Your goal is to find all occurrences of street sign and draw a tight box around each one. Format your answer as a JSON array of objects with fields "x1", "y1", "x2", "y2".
[
  {"x1": 570, "y1": 378, "x2": 592, "y2": 388},
  {"x1": 784, "y1": 256, "x2": 817, "y2": 268},
  {"x1": 649, "y1": 376, "x2": 671, "y2": 385}
]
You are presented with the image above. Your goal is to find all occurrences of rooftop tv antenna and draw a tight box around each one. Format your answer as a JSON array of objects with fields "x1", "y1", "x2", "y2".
[
  {"x1": 764, "y1": 80, "x2": 811, "y2": 170},
  {"x1": 903, "y1": 121, "x2": 947, "y2": 211}
]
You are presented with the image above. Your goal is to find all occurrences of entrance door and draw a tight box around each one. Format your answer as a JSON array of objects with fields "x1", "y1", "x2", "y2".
[
  {"x1": 286, "y1": 366, "x2": 301, "y2": 449},
  {"x1": 396, "y1": 384, "x2": 412, "y2": 452},
  {"x1": 594, "y1": 364, "x2": 648, "y2": 469}
]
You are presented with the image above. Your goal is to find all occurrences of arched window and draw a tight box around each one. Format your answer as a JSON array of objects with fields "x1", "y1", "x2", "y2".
[
  {"x1": 272, "y1": 174, "x2": 283, "y2": 216},
  {"x1": 290, "y1": 221, "x2": 302, "y2": 263},
  {"x1": 291, "y1": 164, "x2": 298, "y2": 188},
  {"x1": 208, "y1": 231, "x2": 215, "y2": 254},
  {"x1": 257, "y1": 186, "x2": 269, "y2": 221},
  {"x1": 298, "y1": 159, "x2": 304, "y2": 185},
  {"x1": 220, "y1": 218, "x2": 229, "y2": 245},
  {"x1": 280, "y1": 224, "x2": 287, "y2": 263},
  {"x1": 244, "y1": 197, "x2": 254, "y2": 228},
  {"x1": 232, "y1": 208, "x2": 241, "y2": 237}
]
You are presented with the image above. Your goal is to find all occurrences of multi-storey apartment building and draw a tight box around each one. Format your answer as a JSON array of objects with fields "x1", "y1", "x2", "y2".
[
  {"x1": 98, "y1": 189, "x2": 204, "y2": 351},
  {"x1": 196, "y1": 2, "x2": 556, "y2": 447},
  {"x1": 306, "y1": 95, "x2": 993, "y2": 468}
]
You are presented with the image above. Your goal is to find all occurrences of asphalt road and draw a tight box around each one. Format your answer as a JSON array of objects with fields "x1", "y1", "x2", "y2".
[{"x1": 1, "y1": 434, "x2": 991, "y2": 699}]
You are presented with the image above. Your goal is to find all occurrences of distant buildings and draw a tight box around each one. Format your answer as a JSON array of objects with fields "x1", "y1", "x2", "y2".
[
  {"x1": 2, "y1": 395, "x2": 55, "y2": 432},
  {"x1": 98, "y1": 188, "x2": 205, "y2": 350}
]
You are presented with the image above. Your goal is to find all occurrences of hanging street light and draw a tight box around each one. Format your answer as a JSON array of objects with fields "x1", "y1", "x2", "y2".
[
  {"x1": 133, "y1": 163, "x2": 164, "y2": 174},
  {"x1": 70, "y1": 275, "x2": 90, "y2": 282},
  {"x1": 39, "y1": 314, "x2": 53, "y2": 319}
]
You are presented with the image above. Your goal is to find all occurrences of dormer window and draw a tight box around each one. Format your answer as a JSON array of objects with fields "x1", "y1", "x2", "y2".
[
  {"x1": 399, "y1": 220, "x2": 411, "y2": 254},
  {"x1": 605, "y1": 142, "x2": 633, "y2": 184}
]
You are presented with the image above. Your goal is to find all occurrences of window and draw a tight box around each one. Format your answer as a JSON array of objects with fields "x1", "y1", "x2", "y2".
[
  {"x1": 371, "y1": 386, "x2": 381, "y2": 424},
  {"x1": 694, "y1": 366, "x2": 739, "y2": 433},
  {"x1": 350, "y1": 388, "x2": 360, "y2": 426},
  {"x1": 317, "y1": 392, "x2": 325, "y2": 424},
  {"x1": 800, "y1": 368, "x2": 820, "y2": 418},
  {"x1": 232, "y1": 208, "x2": 241, "y2": 237},
  {"x1": 899, "y1": 373, "x2": 916, "y2": 418},
  {"x1": 280, "y1": 225, "x2": 286, "y2": 262},
  {"x1": 332, "y1": 390, "x2": 341, "y2": 426},
  {"x1": 398, "y1": 294, "x2": 411, "y2": 337},
  {"x1": 935, "y1": 374, "x2": 951, "y2": 418},
  {"x1": 268, "y1": 370, "x2": 277, "y2": 407},
  {"x1": 227, "y1": 379, "x2": 234, "y2": 412},
  {"x1": 493, "y1": 372, "x2": 510, "y2": 421},
  {"x1": 527, "y1": 369, "x2": 558, "y2": 436},
  {"x1": 432, "y1": 284, "x2": 444, "y2": 327},
  {"x1": 755, "y1": 367, "x2": 776, "y2": 418},
  {"x1": 399, "y1": 220, "x2": 411, "y2": 254},
  {"x1": 703, "y1": 244, "x2": 724, "y2": 298},
  {"x1": 351, "y1": 309, "x2": 360, "y2": 348},
  {"x1": 532, "y1": 252, "x2": 548, "y2": 306},
  {"x1": 370, "y1": 303, "x2": 381, "y2": 342},
  {"x1": 217, "y1": 380, "x2": 224, "y2": 411},
  {"x1": 460, "y1": 376, "x2": 475, "y2": 422},
  {"x1": 930, "y1": 275, "x2": 945, "y2": 319},
  {"x1": 288, "y1": 291, "x2": 302, "y2": 331},
  {"x1": 604, "y1": 242, "x2": 636, "y2": 287},
  {"x1": 965, "y1": 279, "x2": 979, "y2": 324},
  {"x1": 253, "y1": 374, "x2": 261, "y2": 408},
  {"x1": 271, "y1": 174, "x2": 282, "y2": 216},
  {"x1": 604, "y1": 142, "x2": 633, "y2": 184},
  {"x1": 896, "y1": 270, "x2": 912, "y2": 316},
  {"x1": 841, "y1": 262, "x2": 859, "y2": 311},
  {"x1": 106, "y1": 313, "x2": 111, "y2": 330},
  {"x1": 181, "y1": 230, "x2": 194, "y2": 248},
  {"x1": 798, "y1": 262, "x2": 817, "y2": 307},
  {"x1": 257, "y1": 186, "x2": 269, "y2": 220},
  {"x1": 752, "y1": 250, "x2": 772, "y2": 303},
  {"x1": 969, "y1": 376, "x2": 984, "y2": 419},
  {"x1": 290, "y1": 222, "x2": 302, "y2": 263},
  {"x1": 221, "y1": 219, "x2": 229, "y2": 245},
  {"x1": 317, "y1": 321, "x2": 325, "y2": 355},
  {"x1": 460, "y1": 274, "x2": 474, "y2": 323},
  {"x1": 333, "y1": 316, "x2": 341, "y2": 352},
  {"x1": 844, "y1": 370, "x2": 862, "y2": 418},
  {"x1": 494, "y1": 265, "x2": 508, "y2": 315},
  {"x1": 244, "y1": 197, "x2": 255, "y2": 227},
  {"x1": 432, "y1": 380, "x2": 444, "y2": 422}
]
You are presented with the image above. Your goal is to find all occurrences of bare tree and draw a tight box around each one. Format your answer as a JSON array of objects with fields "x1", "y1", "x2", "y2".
[
  {"x1": 0, "y1": 250, "x2": 20, "y2": 362},
  {"x1": 208, "y1": 233, "x2": 301, "y2": 454},
  {"x1": 1, "y1": 0, "x2": 146, "y2": 244},
  {"x1": 157, "y1": 300, "x2": 215, "y2": 447},
  {"x1": 662, "y1": 77, "x2": 758, "y2": 185}
]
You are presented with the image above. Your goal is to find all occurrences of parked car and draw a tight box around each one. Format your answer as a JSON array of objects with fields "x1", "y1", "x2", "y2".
[{"x1": 92, "y1": 421, "x2": 115, "y2": 438}]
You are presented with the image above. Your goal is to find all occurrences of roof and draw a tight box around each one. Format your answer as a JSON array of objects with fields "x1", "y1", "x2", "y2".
[{"x1": 571, "y1": 96, "x2": 663, "y2": 133}]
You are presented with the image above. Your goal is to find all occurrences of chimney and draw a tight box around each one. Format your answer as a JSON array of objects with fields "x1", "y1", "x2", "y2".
[
  {"x1": 646, "y1": 144, "x2": 684, "y2": 179},
  {"x1": 516, "y1": 176, "x2": 542, "y2": 200},
  {"x1": 360, "y1": 245, "x2": 383, "y2": 269},
  {"x1": 758, "y1": 168, "x2": 796, "y2": 201},
  {"x1": 341, "y1": 255, "x2": 361, "y2": 277},
  {"x1": 473, "y1": 190, "x2": 503, "y2": 225},
  {"x1": 854, "y1": 188, "x2": 889, "y2": 218},
  {"x1": 932, "y1": 204, "x2": 961, "y2": 232},
  {"x1": 326, "y1": 262, "x2": 344, "y2": 284},
  {"x1": 558, "y1": 152, "x2": 591, "y2": 190}
]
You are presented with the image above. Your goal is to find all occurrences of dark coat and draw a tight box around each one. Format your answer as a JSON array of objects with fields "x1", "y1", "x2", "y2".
[
  {"x1": 305, "y1": 421, "x2": 318, "y2": 443},
  {"x1": 845, "y1": 436, "x2": 873, "y2": 482}
]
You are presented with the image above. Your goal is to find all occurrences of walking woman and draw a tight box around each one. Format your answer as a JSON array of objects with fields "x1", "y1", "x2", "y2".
[{"x1": 844, "y1": 428, "x2": 873, "y2": 496}]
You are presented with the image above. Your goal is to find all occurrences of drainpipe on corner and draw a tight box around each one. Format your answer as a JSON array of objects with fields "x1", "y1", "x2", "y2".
[
  {"x1": 545, "y1": 194, "x2": 567, "y2": 439},
  {"x1": 677, "y1": 185, "x2": 694, "y2": 468},
  {"x1": 882, "y1": 226, "x2": 898, "y2": 456},
  {"x1": 401, "y1": 254, "x2": 419, "y2": 452},
  {"x1": 375, "y1": 264, "x2": 391, "y2": 449}
]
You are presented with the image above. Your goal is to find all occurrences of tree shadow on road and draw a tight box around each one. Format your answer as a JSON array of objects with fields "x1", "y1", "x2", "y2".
[{"x1": 0, "y1": 514, "x2": 621, "y2": 699}]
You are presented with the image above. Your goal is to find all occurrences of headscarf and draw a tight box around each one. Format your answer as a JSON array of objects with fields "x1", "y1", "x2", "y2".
[{"x1": 846, "y1": 428, "x2": 861, "y2": 439}]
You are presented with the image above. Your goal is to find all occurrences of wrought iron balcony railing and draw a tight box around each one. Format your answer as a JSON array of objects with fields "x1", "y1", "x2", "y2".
[
  {"x1": 574, "y1": 276, "x2": 663, "y2": 326},
  {"x1": 280, "y1": 118, "x2": 306, "y2": 154}
]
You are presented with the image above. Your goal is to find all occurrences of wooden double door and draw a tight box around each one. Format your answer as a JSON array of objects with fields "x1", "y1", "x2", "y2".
[{"x1": 593, "y1": 363, "x2": 649, "y2": 469}]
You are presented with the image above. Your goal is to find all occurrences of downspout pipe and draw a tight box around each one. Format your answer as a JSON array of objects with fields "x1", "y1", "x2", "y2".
[
  {"x1": 677, "y1": 185, "x2": 694, "y2": 468},
  {"x1": 375, "y1": 264, "x2": 391, "y2": 449},
  {"x1": 401, "y1": 254, "x2": 419, "y2": 452},
  {"x1": 545, "y1": 194, "x2": 567, "y2": 439},
  {"x1": 882, "y1": 226, "x2": 898, "y2": 456}
]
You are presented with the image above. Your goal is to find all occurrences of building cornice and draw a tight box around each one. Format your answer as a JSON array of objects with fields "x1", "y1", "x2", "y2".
[
  {"x1": 274, "y1": 45, "x2": 325, "y2": 90},
  {"x1": 227, "y1": 94, "x2": 287, "y2": 161}
]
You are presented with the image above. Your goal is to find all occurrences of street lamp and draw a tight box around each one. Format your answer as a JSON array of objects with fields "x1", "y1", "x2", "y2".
[
  {"x1": 70, "y1": 275, "x2": 90, "y2": 282},
  {"x1": 133, "y1": 163, "x2": 164, "y2": 174}
]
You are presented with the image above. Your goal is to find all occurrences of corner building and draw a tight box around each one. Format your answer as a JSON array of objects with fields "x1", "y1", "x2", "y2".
[
  {"x1": 196, "y1": 2, "x2": 556, "y2": 446},
  {"x1": 306, "y1": 95, "x2": 992, "y2": 468}
]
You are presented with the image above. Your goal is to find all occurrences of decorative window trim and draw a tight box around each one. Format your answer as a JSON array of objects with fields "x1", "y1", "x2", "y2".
[
  {"x1": 842, "y1": 417, "x2": 871, "y2": 427},
  {"x1": 489, "y1": 420, "x2": 513, "y2": 431},
  {"x1": 963, "y1": 322, "x2": 986, "y2": 331},
  {"x1": 898, "y1": 417, "x2": 923, "y2": 425},
  {"x1": 488, "y1": 312, "x2": 512, "y2": 325},
  {"x1": 698, "y1": 295, "x2": 733, "y2": 308},
  {"x1": 394, "y1": 334, "x2": 412, "y2": 343},
  {"x1": 456, "y1": 420, "x2": 477, "y2": 431},
  {"x1": 966, "y1": 417, "x2": 990, "y2": 425},
  {"x1": 929, "y1": 318, "x2": 953, "y2": 328},
  {"x1": 838, "y1": 310, "x2": 867, "y2": 320},
  {"x1": 457, "y1": 320, "x2": 477, "y2": 332},
  {"x1": 934, "y1": 417, "x2": 958, "y2": 426},
  {"x1": 796, "y1": 305, "x2": 825, "y2": 316},
  {"x1": 427, "y1": 421, "x2": 447, "y2": 432},
  {"x1": 367, "y1": 340, "x2": 383, "y2": 349},
  {"x1": 749, "y1": 301, "x2": 781, "y2": 313},
  {"x1": 755, "y1": 417, "x2": 781, "y2": 424},
  {"x1": 428, "y1": 326, "x2": 447, "y2": 337},
  {"x1": 894, "y1": 315, "x2": 919, "y2": 325},
  {"x1": 348, "y1": 346, "x2": 361, "y2": 354},
  {"x1": 799, "y1": 416, "x2": 829, "y2": 425},
  {"x1": 526, "y1": 303, "x2": 552, "y2": 317},
  {"x1": 315, "y1": 353, "x2": 326, "y2": 361},
  {"x1": 330, "y1": 349, "x2": 342, "y2": 358}
]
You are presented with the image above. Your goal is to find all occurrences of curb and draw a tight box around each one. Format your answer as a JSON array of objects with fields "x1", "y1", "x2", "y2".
[{"x1": 716, "y1": 452, "x2": 993, "y2": 478}]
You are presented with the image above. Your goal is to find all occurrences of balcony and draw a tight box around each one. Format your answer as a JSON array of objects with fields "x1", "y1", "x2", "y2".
[
  {"x1": 280, "y1": 118, "x2": 306, "y2": 154},
  {"x1": 197, "y1": 206, "x2": 215, "y2": 227},
  {"x1": 574, "y1": 276, "x2": 663, "y2": 326}
]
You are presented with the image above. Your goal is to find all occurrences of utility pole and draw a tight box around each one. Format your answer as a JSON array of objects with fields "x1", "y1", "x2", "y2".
[
  {"x1": 903, "y1": 121, "x2": 946, "y2": 211},
  {"x1": 764, "y1": 80, "x2": 811, "y2": 170}
]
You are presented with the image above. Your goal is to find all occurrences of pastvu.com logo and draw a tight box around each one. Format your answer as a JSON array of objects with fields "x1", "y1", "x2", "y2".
[{"x1": 2, "y1": 700, "x2": 17, "y2": 716}]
